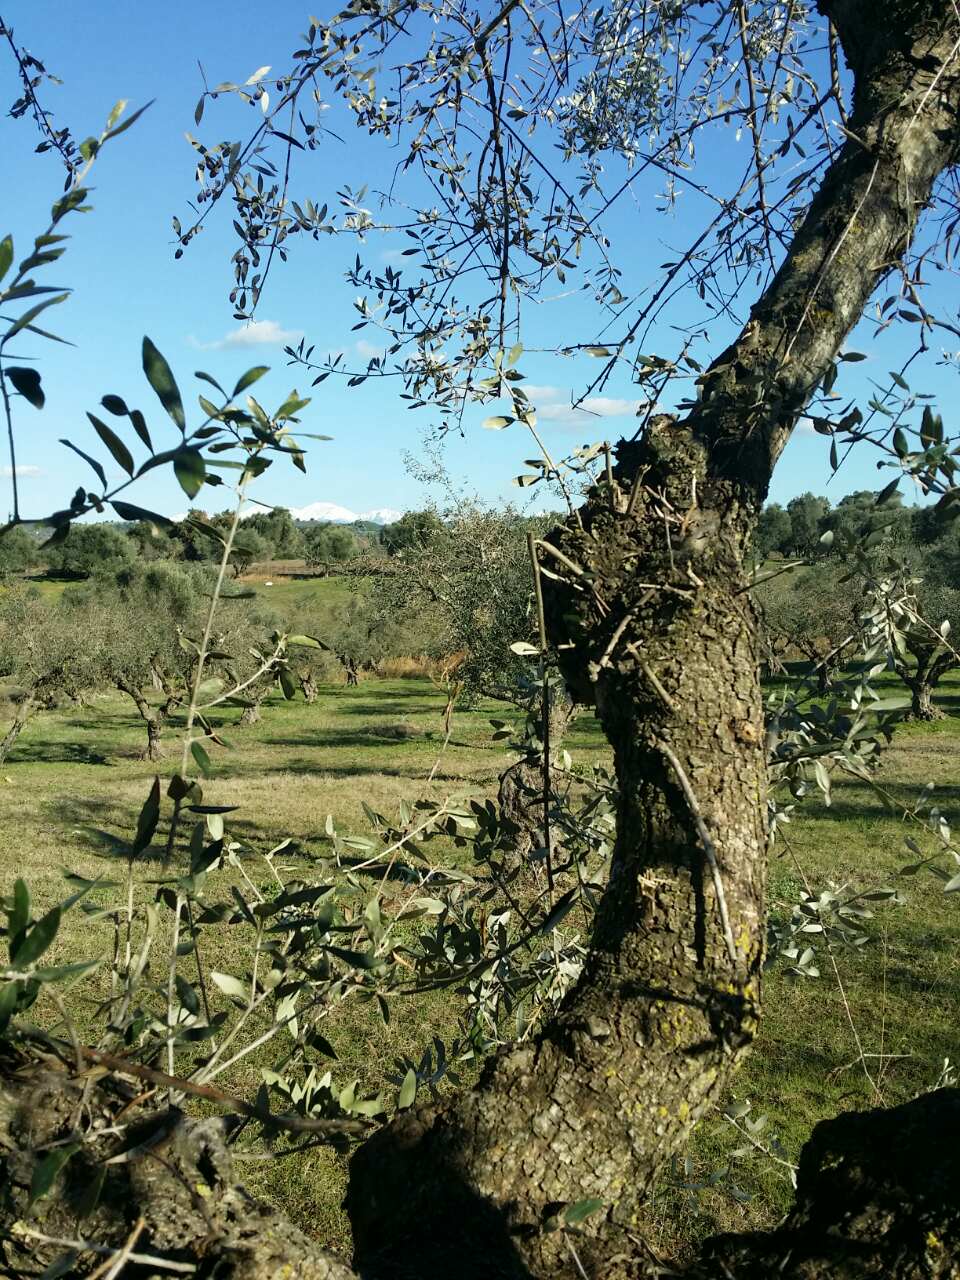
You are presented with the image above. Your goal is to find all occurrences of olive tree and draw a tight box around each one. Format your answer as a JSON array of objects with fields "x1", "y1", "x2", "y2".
[
  {"x1": 303, "y1": 521, "x2": 360, "y2": 571},
  {"x1": 187, "y1": 3, "x2": 960, "y2": 1272},
  {"x1": 3, "y1": 2, "x2": 960, "y2": 1277},
  {"x1": 69, "y1": 564, "x2": 201, "y2": 760},
  {"x1": 757, "y1": 562, "x2": 860, "y2": 691},
  {"x1": 0, "y1": 586, "x2": 104, "y2": 762},
  {"x1": 375, "y1": 495, "x2": 578, "y2": 860},
  {"x1": 868, "y1": 570, "x2": 960, "y2": 720},
  {"x1": 42, "y1": 521, "x2": 134, "y2": 578},
  {"x1": 0, "y1": 524, "x2": 36, "y2": 577}
]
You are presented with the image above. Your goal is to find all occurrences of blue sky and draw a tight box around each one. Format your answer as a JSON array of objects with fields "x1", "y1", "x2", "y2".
[{"x1": 2, "y1": 2, "x2": 956, "y2": 523}]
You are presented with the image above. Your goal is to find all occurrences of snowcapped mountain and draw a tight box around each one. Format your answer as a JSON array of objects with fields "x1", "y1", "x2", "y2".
[
  {"x1": 170, "y1": 502, "x2": 404, "y2": 525},
  {"x1": 288, "y1": 501, "x2": 403, "y2": 525},
  {"x1": 357, "y1": 506, "x2": 405, "y2": 524}
]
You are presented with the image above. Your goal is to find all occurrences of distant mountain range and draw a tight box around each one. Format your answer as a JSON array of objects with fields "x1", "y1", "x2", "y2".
[
  {"x1": 170, "y1": 502, "x2": 404, "y2": 525},
  {"x1": 287, "y1": 502, "x2": 403, "y2": 525}
]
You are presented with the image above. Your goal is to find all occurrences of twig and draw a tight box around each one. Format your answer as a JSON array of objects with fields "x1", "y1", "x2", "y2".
[
  {"x1": 534, "y1": 539, "x2": 586, "y2": 579},
  {"x1": 71, "y1": 1043, "x2": 369, "y2": 1137},
  {"x1": 528, "y1": 532, "x2": 554, "y2": 895},
  {"x1": 597, "y1": 611, "x2": 634, "y2": 672},
  {"x1": 91, "y1": 1216, "x2": 146, "y2": 1280},
  {"x1": 565, "y1": 1235, "x2": 591, "y2": 1280},
  {"x1": 777, "y1": 827, "x2": 883, "y2": 1103},
  {"x1": 659, "y1": 742, "x2": 737, "y2": 964},
  {"x1": 11, "y1": 1224, "x2": 194, "y2": 1274},
  {"x1": 626, "y1": 645, "x2": 676, "y2": 710}
]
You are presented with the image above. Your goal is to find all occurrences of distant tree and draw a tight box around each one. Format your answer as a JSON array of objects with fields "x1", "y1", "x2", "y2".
[
  {"x1": 69, "y1": 564, "x2": 200, "y2": 760},
  {"x1": 43, "y1": 522, "x2": 135, "y2": 579},
  {"x1": 166, "y1": 509, "x2": 226, "y2": 563},
  {"x1": 228, "y1": 529, "x2": 269, "y2": 578},
  {"x1": 381, "y1": 509, "x2": 443, "y2": 556},
  {"x1": 218, "y1": 599, "x2": 286, "y2": 725},
  {"x1": 822, "y1": 490, "x2": 908, "y2": 551},
  {"x1": 912, "y1": 502, "x2": 958, "y2": 548},
  {"x1": 303, "y1": 523, "x2": 358, "y2": 570},
  {"x1": 878, "y1": 573, "x2": 960, "y2": 720},
  {"x1": 0, "y1": 525, "x2": 37, "y2": 577},
  {"x1": 123, "y1": 520, "x2": 172, "y2": 562},
  {"x1": 317, "y1": 594, "x2": 416, "y2": 683},
  {"x1": 757, "y1": 564, "x2": 859, "y2": 692},
  {"x1": 755, "y1": 504, "x2": 792, "y2": 560},
  {"x1": 0, "y1": 588, "x2": 104, "y2": 762},
  {"x1": 786, "y1": 492, "x2": 831, "y2": 557},
  {"x1": 242, "y1": 506, "x2": 302, "y2": 559},
  {"x1": 377, "y1": 497, "x2": 577, "y2": 862}
]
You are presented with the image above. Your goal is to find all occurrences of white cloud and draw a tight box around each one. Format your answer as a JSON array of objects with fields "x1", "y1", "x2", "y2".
[
  {"x1": 355, "y1": 338, "x2": 385, "y2": 360},
  {"x1": 188, "y1": 319, "x2": 304, "y2": 351},
  {"x1": 519, "y1": 384, "x2": 565, "y2": 400},
  {"x1": 0, "y1": 464, "x2": 42, "y2": 479},
  {"x1": 516, "y1": 385, "x2": 641, "y2": 427}
]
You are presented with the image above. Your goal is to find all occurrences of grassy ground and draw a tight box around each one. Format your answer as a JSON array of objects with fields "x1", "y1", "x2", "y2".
[{"x1": 0, "y1": 670, "x2": 958, "y2": 1258}]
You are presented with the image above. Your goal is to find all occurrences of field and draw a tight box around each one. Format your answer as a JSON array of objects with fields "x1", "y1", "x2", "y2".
[{"x1": 1, "y1": 654, "x2": 958, "y2": 1258}]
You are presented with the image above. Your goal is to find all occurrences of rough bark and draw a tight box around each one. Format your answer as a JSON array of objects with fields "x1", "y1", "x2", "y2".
[
  {"x1": 694, "y1": 1087, "x2": 960, "y2": 1280},
  {"x1": 346, "y1": 8, "x2": 960, "y2": 1276},
  {"x1": 239, "y1": 700, "x2": 264, "y2": 726},
  {"x1": 0, "y1": 1052, "x2": 354, "y2": 1280},
  {"x1": 496, "y1": 689, "x2": 576, "y2": 868},
  {"x1": 899, "y1": 646, "x2": 954, "y2": 720},
  {"x1": 907, "y1": 678, "x2": 944, "y2": 721},
  {"x1": 343, "y1": 659, "x2": 360, "y2": 687},
  {"x1": 4, "y1": 1048, "x2": 958, "y2": 1280},
  {"x1": 300, "y1": 671, "x2": 319, "y2": 703},
  {"x1": 0, "y1": 691, "x2": 35, "y2": 765}
]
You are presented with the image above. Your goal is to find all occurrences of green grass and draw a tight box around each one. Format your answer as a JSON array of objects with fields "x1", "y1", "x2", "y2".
[
  {"x1": 240, "y1": 568, "x2": 362, "y2": 619},
  {"x1": 0, "y1": 671, "x2": 958, "y2": 1258}
]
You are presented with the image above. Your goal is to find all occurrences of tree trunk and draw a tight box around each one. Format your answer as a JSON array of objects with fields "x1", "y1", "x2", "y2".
[
  {"x1": 239, "y1": 700, "x2": 264, "y2": 726},
  {"x1": 496, "y1": 688, "x2": 576, "y2": 869},
  {"x1": 902, "y1": 646, "x2": 954, "y2": 720},
  {"x1": 0, "y1": 1054, "x2": 355, "y2": 1280},
  {"x1": 349, "y1": 437, "x2": 767, "y2": 1279},
  {"x1": 347, "y1": 8, "x2": 960, "y2": 1275},
  {"x1": 300, "y1": 672, "x2": 319, "y2": 703},
  {"x1": 908, "y1": 679, "x2": 943, "y2": 721},
  {"x1": 0, "y1": 691, "x2": 36, "y2": 765},
  {"x1": 116, "y1": 679, "x2": 167, "y2": 761},
  {"x1": 342, "y1": 658, "x2": 360, "y2": 687},
  {"x1": 4, "y1": 1046, "x2": 958, "y2": 1280},
  {"x1": 144, "y1": 715, "x2": 164, "y2": 761}
]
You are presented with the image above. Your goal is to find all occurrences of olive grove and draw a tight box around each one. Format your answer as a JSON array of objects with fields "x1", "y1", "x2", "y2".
[{"x1": 2, "y1": 2, "x2": 960, "y2": 1278}]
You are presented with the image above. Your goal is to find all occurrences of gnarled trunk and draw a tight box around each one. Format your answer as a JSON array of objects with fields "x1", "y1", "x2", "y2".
[
  {"x1": 908, "y1": 679, "x2": 943, "y2": 721},
  {"x1": 239, "y1": 700, "x2": 264, "y2": 726},
  {"x1": 0, "y1": 1053, "x2": 354, "y2": 1280},
  {"x1": 346, "y1": 7, "x2": 960, "y2": 1274},
  {"x1": 144, "y1": 716, "x2": 164, "y2": 761},
  {"x1": 349, "y1": 435, "x2": 766, "y2": 1279},
  {"x1": 0, "y1": 690, "x2": 36, "y2": 765},
  {"x1": 116, "y1": 679, "x2": 172, "y2": 762},
  {"x1": 901, "y1": 645, "x2": 954, "y2": 720},
  {"x1": 300, "y1": 671, "x2": 319, "y2": 703}
]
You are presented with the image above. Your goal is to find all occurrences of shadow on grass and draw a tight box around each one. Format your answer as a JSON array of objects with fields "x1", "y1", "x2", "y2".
[
  {"x1": 43, "y1": 795, "x2": 148, "y2": 859},
  {"x1": 6, "y1": 741, "x2": 113, "y2": 766},
  {"x1": 338, "y1": 699, "x2": 449, "y2": 718},
  {"x1": 261, "y1": 731, "x2": 490, "y2": 752},
  {"x1": 792, "y1": 778, "x2": 960, "y2": 823},
  {"x1": 211, "y1": 757, "x2": 492, "y2": 786}
]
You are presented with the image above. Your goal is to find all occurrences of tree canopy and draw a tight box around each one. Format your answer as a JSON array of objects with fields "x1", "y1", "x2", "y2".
[{"x1": 2, "y1": 3, "x2": 960, "y2": 1278}]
